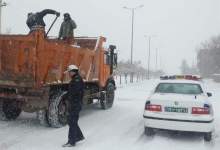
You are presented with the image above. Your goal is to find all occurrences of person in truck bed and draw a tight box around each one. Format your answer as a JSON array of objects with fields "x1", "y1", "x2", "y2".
[
  {"x1": 58, "y1": 13, "x2": 77, "y2": 43},
  {"x1": 26, "y1": 9, "x2": 60, "y2": 31}
]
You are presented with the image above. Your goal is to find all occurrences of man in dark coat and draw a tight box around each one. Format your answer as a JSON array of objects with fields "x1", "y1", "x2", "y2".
[
  {"x1": 63, "y1": 65, "x2": 85, "y2": 147},
  {"x1": 26, "y1": 9, "x2": 60, "y2": 30},
  {"x1": 58, "y1": 13, "x2": 77, "y2": 42}
]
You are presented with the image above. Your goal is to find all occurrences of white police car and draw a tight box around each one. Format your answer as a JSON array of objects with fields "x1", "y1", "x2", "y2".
[{"x1": 143, "y1": 75, "x2": 214, "y2": 141}]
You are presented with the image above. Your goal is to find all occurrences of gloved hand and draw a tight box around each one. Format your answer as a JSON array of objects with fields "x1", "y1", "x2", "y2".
[{"x1": 56, "y1": 12, "x2": 60, "y2": 17}]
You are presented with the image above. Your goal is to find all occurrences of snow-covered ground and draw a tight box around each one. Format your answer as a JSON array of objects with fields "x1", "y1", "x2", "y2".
[{"x1": 0, "y1": 79, "x2": 220, "y2": 150}]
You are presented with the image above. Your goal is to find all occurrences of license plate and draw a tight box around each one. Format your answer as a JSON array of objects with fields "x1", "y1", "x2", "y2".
[{"x1": 165, "y1": 107, "x2": 188, "y2": 113}]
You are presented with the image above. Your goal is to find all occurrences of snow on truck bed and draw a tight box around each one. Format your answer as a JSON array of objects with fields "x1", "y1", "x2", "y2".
[{"x1": 0, "y1": 79, "x2": 220, "y2": 150}]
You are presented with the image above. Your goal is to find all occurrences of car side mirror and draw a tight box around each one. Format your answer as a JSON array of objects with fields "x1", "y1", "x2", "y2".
[{"x1": 207, "y1": 92, "x2": 212, "y2": 97}]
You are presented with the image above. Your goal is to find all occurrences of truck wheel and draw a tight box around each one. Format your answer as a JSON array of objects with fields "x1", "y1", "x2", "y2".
[
  {"x1": 144, "y1": 127, "x2": 155, "y2": 136},
  {"x1": 48, "y1": 91, "x2": 68, "y2": 128},
  {"x1": 0, "y1": 101, "x2": 21, "y2": 120},
  {"x1": 100, "y1": 83, "x2": 115, "y2": 109},
  {"x1": 0, "y1": 101, "x2": 6, "y2": 120},
  {"x1": 204, "y1": 132, "x2": 212, "y2": 142}
]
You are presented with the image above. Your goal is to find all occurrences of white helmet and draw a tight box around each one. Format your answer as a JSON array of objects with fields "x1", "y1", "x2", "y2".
[{"x1": 64, "y1": 64, "x2": 79, "y2": 73}]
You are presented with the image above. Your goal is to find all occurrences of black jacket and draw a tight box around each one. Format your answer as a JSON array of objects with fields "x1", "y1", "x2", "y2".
[
  {"x1": 59, "y1": 19, "x2": 77, "y2": 39},
  {"x1": 68, "y1": 73, "x2": 84, "y2": 113},
  {"x1": 26, "y1": 9, "x2": 58, "y2": 29}
]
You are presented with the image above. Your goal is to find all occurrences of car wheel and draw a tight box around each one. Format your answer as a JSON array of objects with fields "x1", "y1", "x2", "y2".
[
  {"x1": 204, "y1": 132, "x2": 212, "y2": 142},
  {"x1": 144, "y1": 127, "x2": 155, "y2": 136}
]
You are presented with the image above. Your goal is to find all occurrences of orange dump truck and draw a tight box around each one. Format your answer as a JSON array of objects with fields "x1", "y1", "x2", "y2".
[{"x1": 0, "y1": 27, "x2": 117, "y2": 127}]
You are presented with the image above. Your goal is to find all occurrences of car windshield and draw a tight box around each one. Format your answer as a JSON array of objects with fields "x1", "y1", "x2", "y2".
[{"x1": 155, "y1": 83, "x2": 203, "y2": 95}]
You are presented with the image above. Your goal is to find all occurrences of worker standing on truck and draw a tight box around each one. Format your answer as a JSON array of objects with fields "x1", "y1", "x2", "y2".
[
  {"x1": 63, "y1": 65, "x2": 85, "y2": 147},
  {"x1": 58, "y1": 13, "x2": 77, "y2": 43},
  {"x1": 26, "y1": 9, "x2": 60, "y2": 31}
]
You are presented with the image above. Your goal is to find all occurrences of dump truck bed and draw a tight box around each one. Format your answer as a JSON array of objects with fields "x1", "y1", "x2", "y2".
[{"x1": 0, "y1": 29, "x2": 110, "y2": 89}]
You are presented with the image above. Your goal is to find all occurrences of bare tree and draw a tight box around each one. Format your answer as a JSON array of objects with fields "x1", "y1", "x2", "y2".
[{"x1": 197, "y1": 35, "x2": 220, "y2": 77}]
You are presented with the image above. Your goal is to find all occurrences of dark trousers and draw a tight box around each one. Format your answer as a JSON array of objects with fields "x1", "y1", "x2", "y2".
[{"x1": 68, "y1": 112, "x2": 84, "y2": 144}]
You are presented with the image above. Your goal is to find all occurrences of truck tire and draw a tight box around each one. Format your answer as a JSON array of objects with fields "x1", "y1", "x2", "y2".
[
  {"x1": 0, "y1": 101, "x2": 21, "y2": 120},
  {"x1": 100, "y1": 83, "x2": 115, "y2": 109},
  {"x1": 48, "y1": 91, "x2": 68, "y2": 128},
  {"x1": 0, "y1": 101, "x2": 6, "y2": 120}
]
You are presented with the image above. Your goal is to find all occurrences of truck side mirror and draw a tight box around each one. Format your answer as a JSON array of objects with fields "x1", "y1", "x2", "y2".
[
  {"x1": 108, "y1": 45, "x2": 116, "y2": 74},
  {"x1": 109, "y1": 45, "x2": 116, "y2": 50},
  {"x1": 104, "y1": 51, "x2": 111, "y2": 65},
  {"x1": 113, "y1": 53, "x2": 118, "y2": 68},
  {"x1": 207, "y1": 92, "x2": 212, "y2": 97}
]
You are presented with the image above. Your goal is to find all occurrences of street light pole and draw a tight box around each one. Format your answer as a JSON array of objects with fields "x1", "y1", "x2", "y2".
[
  {"x1": 123, "y1": 5, "x2": 144, "y2": 65},
  {"x1": 130, "y1": 9, "x2": 134, "y2": 65},
  {"x1": 144, "y1": 35, "x2": 156, "y2": 80},
  {"x1": 148, "y1": 37, "x2": 151, "y2": 80},
  {"x1": 0, "y1": 0, "x2": 7, "y2": 34},
  {"x1": 155, "y1": 48, "x2": 158, "y2": 71}
]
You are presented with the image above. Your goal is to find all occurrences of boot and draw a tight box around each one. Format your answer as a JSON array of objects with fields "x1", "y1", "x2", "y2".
[{"x1": 62, "y1": 142, "x2": 75, "y2": 147}]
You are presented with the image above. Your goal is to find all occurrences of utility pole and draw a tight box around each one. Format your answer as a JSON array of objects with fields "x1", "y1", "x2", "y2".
[
  {"x1": 155, "y1": 48, "x2": 158, "y2": 71},
  {"x1": 123, "y1": 4, "x2": 144, "y2": 65},
  {"x1": 0, "y1": 0, "x2": 7, "y2": 34},
  {"x1": 159, "y1": 56, "x2": 163, "y2": 71},
  {"x1": 144, "y1": 35, "x2": 156, "y2": 80},
  {"x1": 130, "y1": 9, "x2": 134, "y2": 65},
  {"x1": 148, "y1": 37, "x2": 151, "y2": 79}
]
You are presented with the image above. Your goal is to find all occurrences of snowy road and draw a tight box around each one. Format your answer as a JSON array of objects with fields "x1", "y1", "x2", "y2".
[{"x1": 0, "y1": 79, "x2": 220, "y2": 150}]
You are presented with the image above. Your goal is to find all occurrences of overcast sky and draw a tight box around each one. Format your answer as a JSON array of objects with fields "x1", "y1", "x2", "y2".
[{"x1": 2, "y1": 0, "x2": 220, "y2": 73}]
